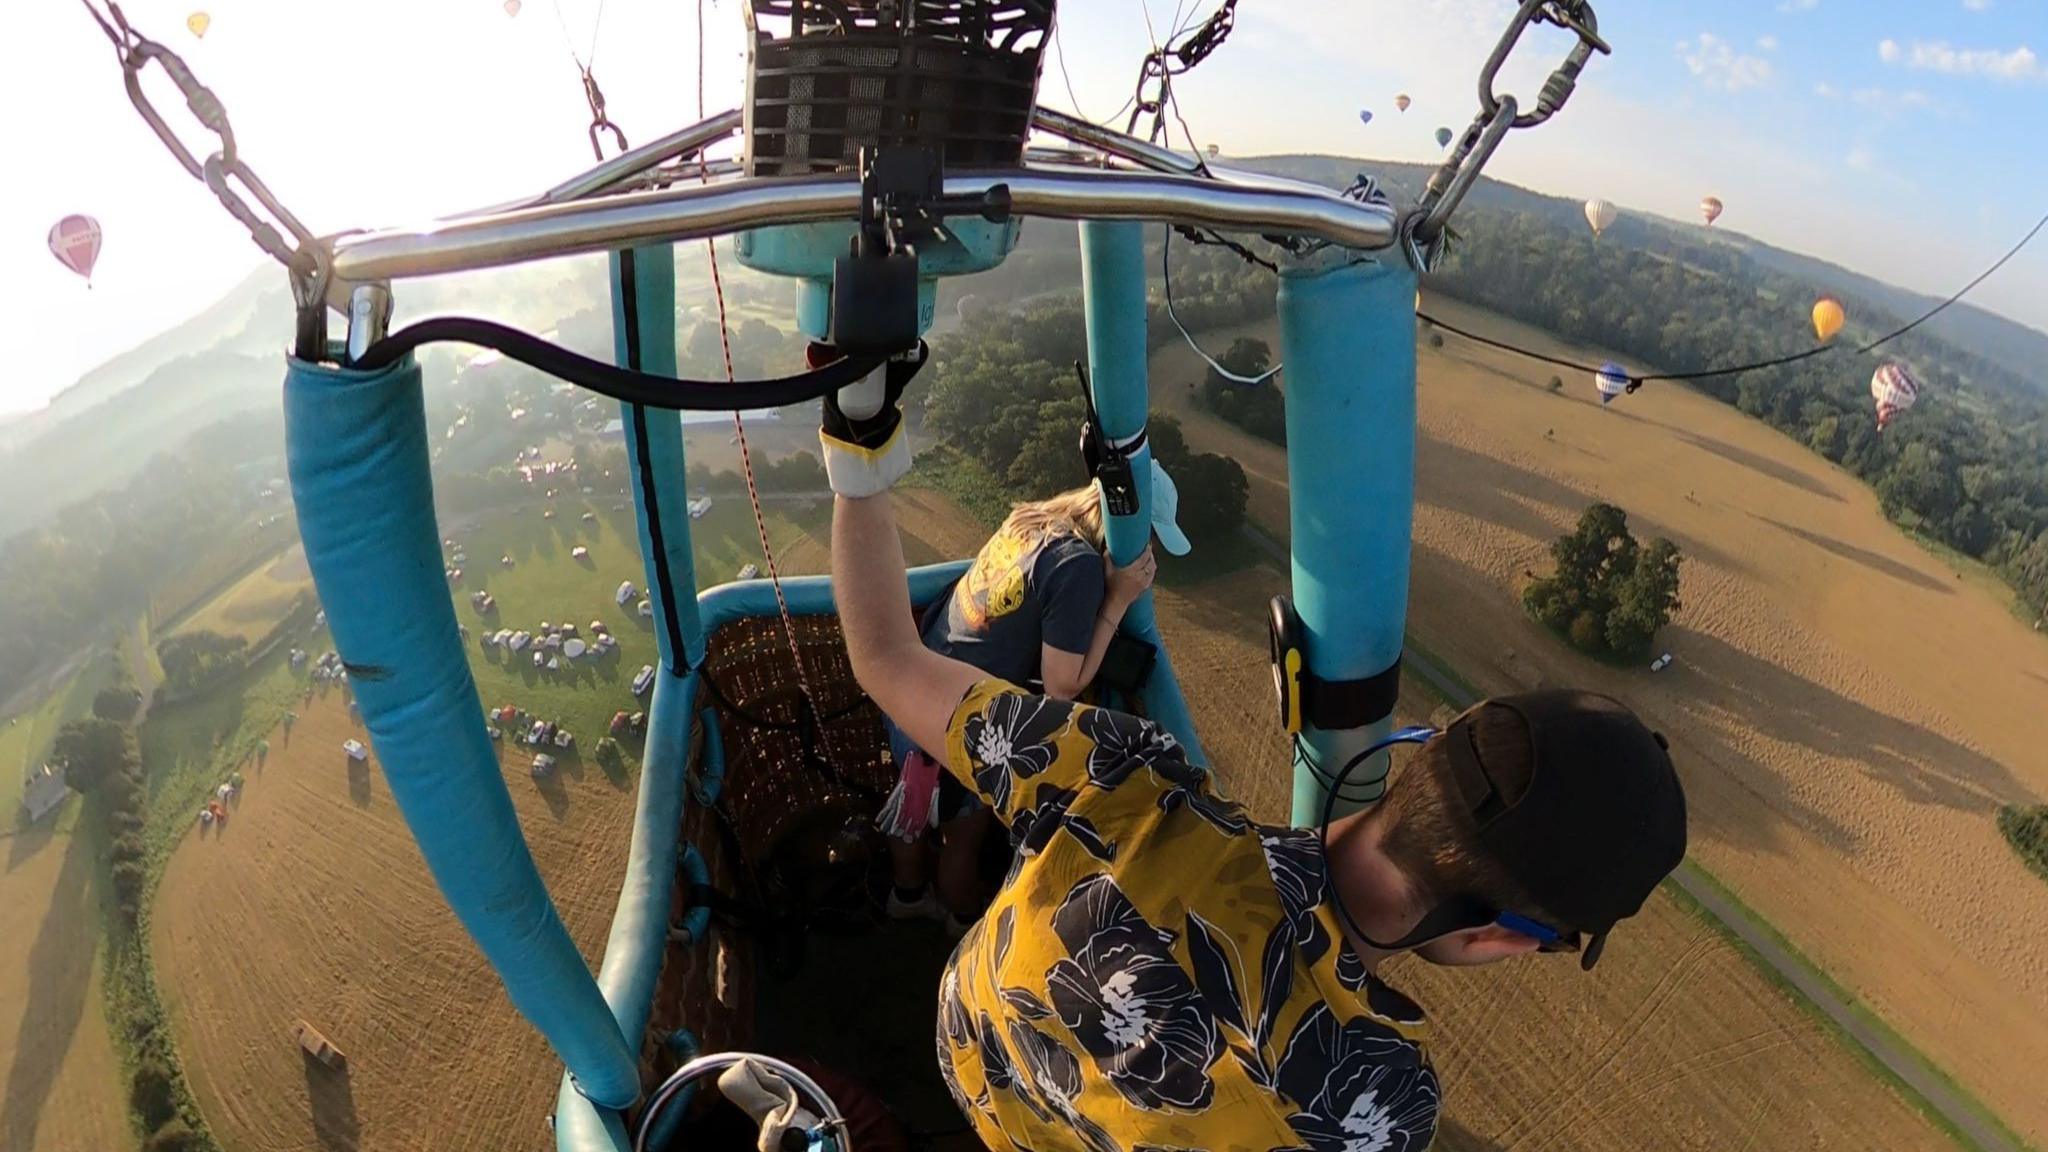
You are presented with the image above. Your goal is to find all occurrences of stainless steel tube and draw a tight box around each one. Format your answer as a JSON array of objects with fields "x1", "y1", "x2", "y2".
[
  {"x1": 330, "y1": 167, "x2": 1397, "y2": 284},
  {"x1": 541, "y1": 109, "x2": 744, "y2": 204}
]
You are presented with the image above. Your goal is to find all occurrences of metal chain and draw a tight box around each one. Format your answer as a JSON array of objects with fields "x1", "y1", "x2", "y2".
[
  {"x1": 1408, "y1": 1, "x2": 1607, "y2": 260},
  {"x1": 82, "y1": 0, "x2": 330, "y2": 348}
]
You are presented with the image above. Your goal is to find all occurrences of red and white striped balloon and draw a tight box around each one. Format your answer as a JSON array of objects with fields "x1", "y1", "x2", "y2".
[
  {"x1": 48, "y1": 215, "x2": 103, "y2": 284},
  {"x1": 1870, "y1": 361, "x2": 1921, "y2": 431}
]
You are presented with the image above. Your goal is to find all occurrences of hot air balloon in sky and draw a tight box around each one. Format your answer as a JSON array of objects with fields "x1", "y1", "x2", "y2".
[
  {"x1": 48, "y1": 214, "x2": 102, "y2": 285},
  {"x1": 504, "y1": 0, "x2": 523, "y2": 15},
  {"x1": 1812, "y1": 297, "x2": 1846, "y2": 343},
  {"x1": 1871, "y1": 362, "x2": 1920, "y2": 430},
  {"x1": 1595, "y1": 362, "x2": 1629, "y2": 405},
  {"x1": 186, "y1": 11, "x2": 210, "y2": 38},
  {"x1": 1700, "y1": 196, "x2": 1724, "y2": 226},
  {"x1": 1584, "y1": 198, "x2": 1617, "y2": 238},
  {"x1": 1205, "y1": 143, "x2": 1219, "y2": 159},
  {"x1": 1435, "y1": 126, "x2": 1454, "y2": 148},
  {"x1": 1358, "y1": 109, "x2": 1374, "y2": 126},
  {"x1": 1395, "y1": 93, "x2": 1411, "y2": 113}
]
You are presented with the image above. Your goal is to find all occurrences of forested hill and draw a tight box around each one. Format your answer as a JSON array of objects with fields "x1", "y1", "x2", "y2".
[
  {"x1": 949, "y1": 154, "x2": 2048, "y2": 620},
  {"x1": 1243, "y1": 153, "x2": 2048, "y2": 395}
]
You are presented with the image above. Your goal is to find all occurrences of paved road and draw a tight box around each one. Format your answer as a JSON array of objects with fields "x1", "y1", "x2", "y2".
[{"x1": 1233, "y1": 520, "x2": 2012, "y2": 1151}]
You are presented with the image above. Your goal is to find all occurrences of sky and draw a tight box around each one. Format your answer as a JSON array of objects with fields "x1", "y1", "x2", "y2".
[{"x1": 2, "y1": 0, "x2": 2044, "y2": 418}]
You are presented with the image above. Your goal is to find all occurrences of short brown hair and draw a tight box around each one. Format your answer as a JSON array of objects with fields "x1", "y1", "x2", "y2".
[{"x1": 1374, "y1": 703, "x2": 1559, "y2": 924}]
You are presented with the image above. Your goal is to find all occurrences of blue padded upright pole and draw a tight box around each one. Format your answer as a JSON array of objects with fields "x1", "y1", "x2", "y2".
[
  {"x1": 1080, "y1": 221, "x2": 1205, "y2": 764},
  {"x1": 612, "y1": 246, "x2": 707, "y2": 673},
  {"x1": 284, "y1": 353, "x2": 640, "y2": 1109},
  {"x1": 1279, "y1": 256, "x2": 1417, "y2": 826}
]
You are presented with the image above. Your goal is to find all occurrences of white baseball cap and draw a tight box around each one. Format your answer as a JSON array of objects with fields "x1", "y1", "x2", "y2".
[{"x1": 1150, "y1": 459, "x2": 1192, "y2": 556}]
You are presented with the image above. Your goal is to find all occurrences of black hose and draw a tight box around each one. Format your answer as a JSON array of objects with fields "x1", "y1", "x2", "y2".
[{"x1": 355, "y1": 316, "x2": 921, "y2": 414}]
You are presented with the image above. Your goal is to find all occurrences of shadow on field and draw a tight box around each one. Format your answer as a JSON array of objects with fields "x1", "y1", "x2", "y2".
[
  {"x1": 347, "y1": 759, "x2": 373, "y2": 807},
  {"x1": 1666, "y1": 626, "x2": 2026, "y2": 828},
  {"x1": 7, "y1": 815, "x2": 57, "y2": 871},
  {"x1": 303, "y1": 1050, "x2": 361, "y2": 1152},
  {"x1": 1431, "y1": 1116, "x2": 1511, "y2": 1152},
  {"x1": 533, "y1": 765, "x2": 571, "y2": 821},
  {"x1": 1673, "y1": 430, "x2": 1844, "y2": 504},
  {"x1": 1418, "y1": 436, "x2": 1753, "y2": 579},
  {"x1": 1752, "y1": 515, "x2": 1953, "y2": 596},
  {"x1": 2, "y1": 831, "x2": 95, "y2": 1152}
]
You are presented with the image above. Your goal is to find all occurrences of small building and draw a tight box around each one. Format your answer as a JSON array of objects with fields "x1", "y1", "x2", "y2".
[
  {"x1": 296, "y1": 1020, "x2": 346, "y2": 1069},
  {"x1": 342, "y1": 739, "x2": 368, "y2": 763},
  {"x1": 687, "y1": 497, "x2": 713, "y2": 519},
  {"x1": 19, "y1": 763, "x2": 69, "y2": 825},
  {"x1": 737, "y1": 563, "x2": 760, "y2": 581},
  {"x1": 632, "y1": 664, "x2": 656, "y2": 697}
]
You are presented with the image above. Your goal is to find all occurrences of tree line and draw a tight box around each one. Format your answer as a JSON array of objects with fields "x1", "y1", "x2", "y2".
[
  {"x1": 917, "y1": 292, "x2": 1251, "y2": 549},
  {"x1": 1038, "y1": 202, "x2": 2048, "y2": 620}
]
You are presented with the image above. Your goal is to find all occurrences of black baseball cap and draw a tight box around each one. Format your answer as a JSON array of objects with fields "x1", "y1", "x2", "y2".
[{"x1": 1443, "y1": 690, "x2": 1688, "y2": 969}]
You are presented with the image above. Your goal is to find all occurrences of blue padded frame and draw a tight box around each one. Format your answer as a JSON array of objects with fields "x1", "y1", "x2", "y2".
[{"x1": 283, "y1": 352, "x2": 640, "y2": 1109}]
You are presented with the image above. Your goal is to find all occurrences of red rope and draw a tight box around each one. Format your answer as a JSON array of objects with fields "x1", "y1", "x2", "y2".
[{"x1": 697, "y1": 0, "x2": 823, "y2": 720}]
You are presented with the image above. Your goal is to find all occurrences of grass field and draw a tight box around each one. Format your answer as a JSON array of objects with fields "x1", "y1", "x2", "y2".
[
  {"x1": 1149, "y1": 297, "x2": 2048, "y2": 1145},
  {"x1": 167, "y1": 546, "x2": 313, "y2": 646},
  {"x1": 2, "y1": 650, "x2": 118, "y2": 831},
  {"x1": 1, "y1": 650, "x2": 131, "y2": 1152}
]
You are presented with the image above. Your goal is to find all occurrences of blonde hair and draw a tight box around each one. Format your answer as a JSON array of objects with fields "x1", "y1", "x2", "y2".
[{"x1": 998, "y1": 483, "x2": 1107, "y2": 553}]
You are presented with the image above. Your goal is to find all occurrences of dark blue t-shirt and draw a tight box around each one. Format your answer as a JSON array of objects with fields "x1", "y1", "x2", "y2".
[{"x1": 921, "y1": 528, "x2": 1105, "y2": 688}]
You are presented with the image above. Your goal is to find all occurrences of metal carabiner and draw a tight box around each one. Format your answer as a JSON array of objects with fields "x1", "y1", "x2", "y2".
[
  {"x1": 121, "y1": 39, "x2": 235, "y2": 181},
  {"x1": 588, "y1": 118, "x2": 631, "y2": 162},
  {"x1": 1478, "y1": 0, "x2": 1610, "y2": 129},
  {"x1": 1410, "y1": 97, "x2": 1517, "y2": 251}
]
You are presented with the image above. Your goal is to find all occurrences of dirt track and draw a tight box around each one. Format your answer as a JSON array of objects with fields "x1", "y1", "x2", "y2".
[{"x1": 1148, "y1": 298, "x2": 2048, "y2": 1145}]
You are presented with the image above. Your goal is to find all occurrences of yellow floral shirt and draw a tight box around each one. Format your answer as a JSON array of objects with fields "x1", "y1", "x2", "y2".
[{"x1": 938, "y1": 680, "x2": 1440, "y2": 1152}]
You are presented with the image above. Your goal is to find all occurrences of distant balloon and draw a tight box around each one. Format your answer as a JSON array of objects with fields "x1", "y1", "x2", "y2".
[
  {"x1": 1700, "y1": 195, "x2": 1724, "y2": 226},
  {"x1": 504, "y1": 0, "x2": 522, "y2": 15},
  {"x1": 956, "y1": 293, "x2": 978, "y2": 322},
  {"x1": 1595, "y1": 362, "x2": 1630, "y2": 405},
  {"x1": 48, "y1": 215, "x2": 103, "y2": 284},
  {"x1": 186, "y1": 11, "x2": 210, "y2": 37},
  {"x1": 1812, "y1": 297, "x2": 1846, "y2": 343},
  {"x1": 1584, "y1": 198, "x2": 1617, "y2": 238},
  {"x1": 1358, "y1": 109, "x2": 1374, "y2": 126},
  {"x1": 1870, "y1": 362, "x2": 1920, "y2": 430},
  {"x1": 1395, "y1": 93, "x2": 1411, "y2": 113},
  {"x1": 1435, "y1": 126, "x2": 1454, "y2": 148},
  {"x1": 1205, "y1": 143, "x2": 1220, "y2": 159}
]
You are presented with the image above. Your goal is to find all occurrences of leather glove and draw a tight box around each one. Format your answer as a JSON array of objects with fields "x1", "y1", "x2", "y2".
[{"x1": 815, "y1": 342, "x2": 926, "y2": 499}]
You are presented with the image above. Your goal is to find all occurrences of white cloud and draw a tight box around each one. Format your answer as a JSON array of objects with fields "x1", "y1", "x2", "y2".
[
  {"x1": 1851, "y1": 86, "x2": 1933, "y2": 108},
  {"x1": 1758, "y1": 34, "x2": 1781, "y2": 52},
  {"x1": 1878, "y1": 38, "x2": 2041, "y2": 79},
  {"x1": 1846, "y1": 145, "x2": 1876, "y2": 171},
  {"x1": 1777, "y1": 0, "x2": 1819, "y2": 10},
  {"x1": 1813, "y1": 80, "x2": 1838, "y2": 98},
  {"x1": 1677, "y1": 33, "x2": 1776, "y2": 91},
  {"x1": 1961, "y1": 0, "x2": 1992, "y2": 10}
]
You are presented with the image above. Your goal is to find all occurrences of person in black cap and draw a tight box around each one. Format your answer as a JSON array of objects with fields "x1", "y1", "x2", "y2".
[{"x1": 820, "y1": 363, "x2": 1688, "y2": 1152}]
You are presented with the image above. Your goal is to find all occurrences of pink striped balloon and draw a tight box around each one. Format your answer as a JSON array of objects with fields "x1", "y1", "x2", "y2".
[
  {"x1": 1871, "y1": 361, "x2": 1921, "y2": 430},
  {"x1": 48, "y1": 215, "x2": 103, "y2": 283}
]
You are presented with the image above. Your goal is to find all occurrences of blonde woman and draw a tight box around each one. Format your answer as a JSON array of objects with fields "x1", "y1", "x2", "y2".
[{"x1": 880, "y1": 472, "x2": 1189, "y2": 928}]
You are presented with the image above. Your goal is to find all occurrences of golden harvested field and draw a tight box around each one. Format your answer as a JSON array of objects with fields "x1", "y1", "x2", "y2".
[
  {"x1": 170, "y1": 546, "x2": 313, "y2": 645},
  {"x1": 152, "y1": 690, "x2": 637, "y2": 1152},
  {"x1": 0, "y1": 827, "x2": 129, "y2": 1152},
  {"x1": 892, "y1": 481, "x2": 1957, "y2": 1152},
  {"x1": 1149, "y1": 296, "x2": 2048, "y2": 1146}
]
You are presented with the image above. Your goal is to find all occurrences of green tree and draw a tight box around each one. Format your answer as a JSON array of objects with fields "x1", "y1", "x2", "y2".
[
  {"x1": 1172, "y1": 452, "x2": 1250, "y2": 546},
  {"x1": 131, "y1": 1059, "x2": 179, "y2": 1131},
  {"x1": 52, "y1": 716, "x2": 135, "y2": 795},
  {"x1": 143, "y1": 1121, "x2": 208, "y2": 1152}
]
